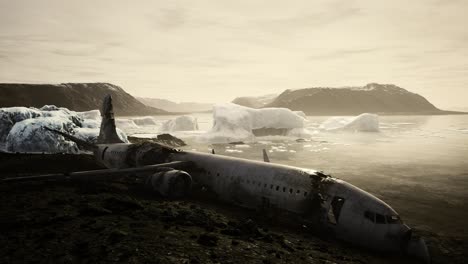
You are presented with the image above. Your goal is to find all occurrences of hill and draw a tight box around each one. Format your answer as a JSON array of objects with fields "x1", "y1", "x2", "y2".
[
  {"x1": 138, "y1": 97, "x2": 212, "y2": 113},
  {"x1": 263, "y1": 83, "x2": 457, "y2": 115},
  {"x1": 0, "y1": 83, "x2": 166, "y2": 116}
]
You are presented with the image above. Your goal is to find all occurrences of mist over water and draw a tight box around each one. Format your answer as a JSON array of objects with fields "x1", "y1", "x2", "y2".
[{"x1": 127, "y1": 114, "x2": 468, "y2": 237}]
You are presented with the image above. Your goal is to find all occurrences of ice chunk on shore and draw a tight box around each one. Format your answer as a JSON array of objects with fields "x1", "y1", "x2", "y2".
[
  {"x1": 161, "y1": 116, "x2": 199, "y2": 132},
  {"x1": 6, "y1": 116, "x2": 79, "y2": 153},
  {"x1": 41, "y1": 108, "x2": 83, "y2": 127},
  {"x1": 0, "y1": 107, "x2": 43, "y2": 142},
  {"x1": 320, "y1": 113, "x2": 379, "y2": 132},
  {"x1": 1, "y1": 105, "x2": 128, "y2": 153},
  {"x1": 77, "y1": 110, "x2": 101, "y2": 120},
  {"x1": 199, "y1": 103, "x2": 307, "y2": 143}
]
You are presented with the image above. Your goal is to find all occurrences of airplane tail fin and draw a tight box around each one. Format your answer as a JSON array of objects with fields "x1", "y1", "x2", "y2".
[
  {"x1": 262, "y1": 149, "x2": 270, "y2": 162},
  {"x1": 97, "y1": 95, "x2": 124, "y2": 144}
]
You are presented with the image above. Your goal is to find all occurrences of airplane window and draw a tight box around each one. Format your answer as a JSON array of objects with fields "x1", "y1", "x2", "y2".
[
  {"x1": 289, "y1": 188, "x2": 293, "y2": 194},
  {"x1": 386, "y1": 215, "x2": 401, "y2": 224},
  {"x1": 276, "y1": 186, "x2": 280, "y2": 191},
  {"x1": 364, "y1": 211, "x2": 375, "y2": 222},
  {"x1": 283, "y1": 187, "x2": 286, "y2": 192},
  {"x1": 217, "y1": 173, "x2": 220, "y2": 177},
  {"x1": 296, "y1": 190, "x2": 300, "y2": 194},
  {"x1": 304, "y1": 192, "x2": 308, "y2": 197},
  {"x1": 375, "y1": 214, "x2": 386, "y2": 224}
]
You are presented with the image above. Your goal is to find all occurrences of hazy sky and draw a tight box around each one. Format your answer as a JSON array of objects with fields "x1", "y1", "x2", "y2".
[{"x1": 0, "y1": 0, "x2": 467, "y2": 108}]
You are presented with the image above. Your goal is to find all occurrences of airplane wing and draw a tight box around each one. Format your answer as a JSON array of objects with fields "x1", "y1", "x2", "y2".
[{"x1": 2, "y1": 161, "x2": 193, "y2": 183}]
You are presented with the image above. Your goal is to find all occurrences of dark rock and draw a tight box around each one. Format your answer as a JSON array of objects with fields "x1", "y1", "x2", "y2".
[
  {"x1": 197, "y1": 233, "x2": 218, "y2": 247},
  {"x1": 79, "y1": 204, "x2": 112, "y2": 216},
  {"x1": 156, "y1": 134, "x2": 186, "y2": 147},
  {"x1": 128, "y1": 134, "x2": 186, "y2": 148},
  {"x1": 108, "y1": 230, "x2": 128, "y2": 244},
  {"x1": 220, "y1": 228, "x2": 242, "y2": 236},
  {"x1": 104, "y1": 196, "x2": 143, "y2": 212},
  {"x1": 228, "y1": 141, "x2": 245, "y2": 145},
  {"x1": 279, "y1": 239, "x2": 295, "y2": 252}
]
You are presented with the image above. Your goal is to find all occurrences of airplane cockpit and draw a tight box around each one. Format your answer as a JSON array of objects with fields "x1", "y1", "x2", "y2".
[{"x1": 321, "y1": 179, "x2": 413, "y2": 253}]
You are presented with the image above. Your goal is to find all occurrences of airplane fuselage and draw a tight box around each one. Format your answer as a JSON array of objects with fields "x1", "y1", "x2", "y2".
[{"x1": 95, "y1": 142, "x2": 412, "y2": 252}]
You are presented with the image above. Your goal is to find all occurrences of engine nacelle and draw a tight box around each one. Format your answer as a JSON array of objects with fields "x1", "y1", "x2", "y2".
[{"x1": 145, "y1": 169, "x2": 192, "y2": 198}]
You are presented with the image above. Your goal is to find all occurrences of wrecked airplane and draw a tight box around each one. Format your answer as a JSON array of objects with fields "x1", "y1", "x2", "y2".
[{"x1": 3, "y1": 95, "x2": 430, "y2": 263}]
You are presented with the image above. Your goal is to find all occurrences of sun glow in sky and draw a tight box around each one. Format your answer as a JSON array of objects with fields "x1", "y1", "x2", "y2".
[{"x1": 0, "y1": 0, "x2": 467, "y2": 108}]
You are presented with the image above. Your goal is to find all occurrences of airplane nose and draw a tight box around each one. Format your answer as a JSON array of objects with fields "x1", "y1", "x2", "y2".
[
  {"x1": 400, "y1": 226, "x2": 412, "y2": 251},
  {"x1": 401, "y1": 226, "x2": 431, "y2": 263}
]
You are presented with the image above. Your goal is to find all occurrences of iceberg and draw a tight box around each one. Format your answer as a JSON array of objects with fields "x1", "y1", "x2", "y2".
[
  {"x1": 6, "y1": 116, "x2": 80, "y2": 153},
  {"x1": 132, "y1": 116, "x2": 158, "y2": 126},
  {"x1": 0, "y1": 107, "x2": 43, "y2": 142},
  {"x1": 320, "y1": 113, "x2": 379, "y2": 132},
  {"x1": 115, "y1": 119, "x2": 140, "y2": 130},
  {"x1": 161, "y1": 115, "x2": 199, "y2": 132},
  {"x1": 77, "y1": 109, "x2": 101, "y2": 120},
  {"x1": 199, "y1": 103, "x2": 307, "y2": 143}
]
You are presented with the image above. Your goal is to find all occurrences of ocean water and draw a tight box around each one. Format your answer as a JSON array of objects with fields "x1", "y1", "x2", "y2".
[{"x1": 126, "y1": 114, "x2": 468, "y2": 237}]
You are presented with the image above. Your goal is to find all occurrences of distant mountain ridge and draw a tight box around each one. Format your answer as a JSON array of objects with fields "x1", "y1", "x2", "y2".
[
  {"x1": 0, "y1": 83, "x2": 167, "y2": 116},
  {"x1": 137, "y1": 97, "x2": 213, "y2": 113},
  {"x1": 234, "y1": 83, "x2": 462, "y2": 115}
]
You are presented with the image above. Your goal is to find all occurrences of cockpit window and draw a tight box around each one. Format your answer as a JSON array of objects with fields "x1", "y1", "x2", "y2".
[
  {"x1": 364, "y1": 211, "x2": 375, "y2": 222},
  {"x1": 386, "y1": 215, "x2": 401, "y2": 224},
  {"x1": 375, "y1": 213, "x2": 385, "y2": 224},
  {"x1": 364, "y1": 211, "x2": 401, "y2": 224}
]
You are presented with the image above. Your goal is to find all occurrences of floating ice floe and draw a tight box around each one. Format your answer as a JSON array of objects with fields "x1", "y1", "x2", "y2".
[
  {"x1": 161, "y1": 115, "x2": 199, "y2": 132},
  {"x1": 320, "y1": 113, "x2": 379, "y2": 132},
  {"x1": 116, "y1": 119, "x2": 140, "y2": 130},
  {"x1": 199, "y1": 103, "x2": 308, "y2": 143}
]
